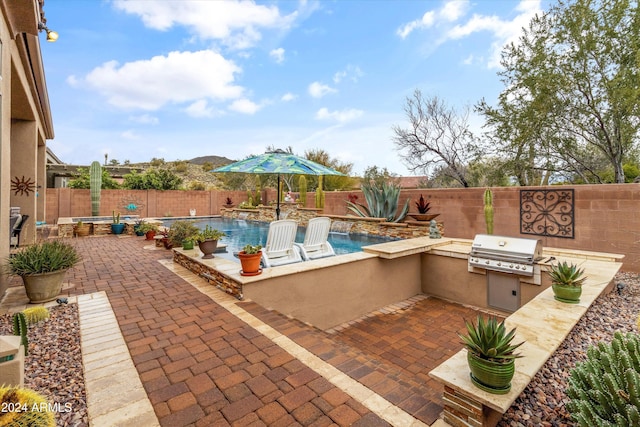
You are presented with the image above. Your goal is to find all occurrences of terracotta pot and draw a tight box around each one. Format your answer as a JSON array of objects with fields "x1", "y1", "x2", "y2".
[
  {"x1": 552, "y1": 284, "x2": 582, "y2": 304},
  {"x1": 145, "y1": 230, "x2": 156, "y2": 240},
  {"x1": 238, "y1": 251, "x2": 262, "y2": 276},
  {"x1": 21, "y1": 270, "x2": 67, "y2": 303},
  {"x1": 467, "y1": 351, "x2": 515, "y2": 395},
  {"x1": 198, "y1": 239, "x2": 219, "y2": 259},
  {"x1": 408, "y1": 213, "x2": 440, "y2": 221}
]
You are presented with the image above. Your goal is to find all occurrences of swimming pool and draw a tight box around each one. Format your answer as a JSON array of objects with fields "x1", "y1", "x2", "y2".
[{"x1": 162, "y1": 217, "x2": 395, "y2": 261}]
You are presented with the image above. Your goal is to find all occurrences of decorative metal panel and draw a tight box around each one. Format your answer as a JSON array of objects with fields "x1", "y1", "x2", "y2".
[{"x1": 520, "y1": 189, "x2": 574, "y2": 238}]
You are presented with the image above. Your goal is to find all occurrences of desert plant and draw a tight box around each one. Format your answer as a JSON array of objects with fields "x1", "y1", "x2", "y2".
[
  {"x1": 112, "y1": 210, "x2": 120, "y2": 224},
  {"x1": 6, "y1": 240, "x2": 80, "y2": 276},
  {"x1": 12, "y1": 312, "x2": 28, "y2": 356},
  {"x1": 299, "y1": 175, "x2": 307, "y2": 205},
  {"x1": 225, "y1": 197, "x2": 233, "y2": 205},
  {"x1": 138, "y1": 222, "x2": 159, "y2": 234},
  {"x1": 0, "y1": 386, "x2": 56, "y2": 426},
  {"x1": 566, "y1": 331, "x2": 640, "y2": 426},
  {"x1": 90, "y1": 161, "x2": 102, "y2": 216},
  {"x1": 315, "y1": 176, "x2": 325, "y2": 209},
  {"x1": 242, "y1": 244, "x2": 262, "y2": 254},
  {"x1": 192, "y1": 225, "x2": 225, "y2": 243},
  {"x1": 548, "y1": 261, "x2": 587, "y2": 287},
  {"x1": 459, "y1": 315, "x2": 524, "y2": 362},
  {"x1": 21, "y1": 307, "x2": 50, "y2": 325},
  {"x1": 415, "y1": 194, "x2": 431, "y2": 214},
  {"x1": 346, "y1": 181, "x2": 410, "y2": 222},
  {"x1": 484, "y1": 188, "x2": 494, "y2": 235},
  {"x1": 167, "y1": 220, "x2": 200, "y2": 247}
]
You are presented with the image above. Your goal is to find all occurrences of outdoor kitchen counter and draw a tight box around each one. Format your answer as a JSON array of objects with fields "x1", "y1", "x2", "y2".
[{"x1": 429, "y1": 249, "x2": 624, "y2": 426}]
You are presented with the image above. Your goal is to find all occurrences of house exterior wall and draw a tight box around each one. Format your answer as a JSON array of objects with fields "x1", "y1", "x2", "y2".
[{"x1": 0, "y1": 0, "x2": 55, "y2": 297}]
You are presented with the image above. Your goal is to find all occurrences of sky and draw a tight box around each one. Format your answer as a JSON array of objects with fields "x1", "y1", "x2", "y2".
[{"x1": 41, "y1": 0, "x2": 549, "y2": 176}]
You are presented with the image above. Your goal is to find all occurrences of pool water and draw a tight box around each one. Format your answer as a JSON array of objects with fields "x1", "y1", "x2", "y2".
[{"x1": 163, "y1": 217, "x2": 394, "y2": 262}]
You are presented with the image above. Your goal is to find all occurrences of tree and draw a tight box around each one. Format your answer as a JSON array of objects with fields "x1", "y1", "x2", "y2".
[
  {"x1": 393, "y1": 90, "x2": 479, "y2": 187},
  {"x1": 67, "y1": 167, "x2": 120, "y2": 189},
  {"x1": 121, "y1": 168, "x2": 182, "y2": 190},
  {"x1": 477, "y1": 0, "x2": 640, "y2": 184},
  {"x1": 304, "y1": 148, "x2": 355, "y2": 191}
]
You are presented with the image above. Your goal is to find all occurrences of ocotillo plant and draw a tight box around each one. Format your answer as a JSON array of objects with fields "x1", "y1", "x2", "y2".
[
  {"x1": 90, "y1": 161, "x2": 102, "y2": 216},
  {"x1": 315, "y1": 176, "x2": 325, "y2": 209},
  {"x1": 298, "y1": 175, "x2": 307, "y2": 205},
  {"x1": 484, "y1": 188, "x2": 494, "y2": 235}
]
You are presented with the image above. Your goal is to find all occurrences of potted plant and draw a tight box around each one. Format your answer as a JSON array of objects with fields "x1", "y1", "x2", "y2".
[
  {"x1": 224, "y1": 197, "x2": 234, "y2": 208},
  {"x1": 409, "y1": 194, "x2": 439, "y2": 221},
  {"x1": 238, "y1": 244, "x2": 262, "y2": 276},
  {"x1": 458, "y1": 315, "x2": 524, "y2": 394},
  {"x1": 133, "y1": 219, "x2": 146, "y2": 236},
  {"x1": 111, "y1": 211, "x2": 125, "y2": 235},
  {"x1": 193, "y1": 225, "x2": 226, "y2": 259},
  {"x1": 548, "y1": 261, "x2": 586, "y2": 303},
  {"x1": 74, "y1": 220, "x2": 91, "y2": 237},
  {"x1": 6, "y1": 240, "x2": 80, "y2": 303},
  {"x1": 167, "y1": 220, "x2": 200, "y2": 250},
  {"x1": 139, "y1": 222, "x2": 159, "y2": 240}
]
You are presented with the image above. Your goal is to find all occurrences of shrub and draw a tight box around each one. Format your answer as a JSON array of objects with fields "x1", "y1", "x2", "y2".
[{"x1": 7, "y1": 240, "x2": 80, "y2": 276}]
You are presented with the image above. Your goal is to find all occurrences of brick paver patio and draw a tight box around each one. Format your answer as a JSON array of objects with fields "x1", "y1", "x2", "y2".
[{"x1": 14, "y1": 235, "x2": 484, "y2": 426}]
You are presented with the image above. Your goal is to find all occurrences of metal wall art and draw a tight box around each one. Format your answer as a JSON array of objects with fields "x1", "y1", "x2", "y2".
[{"x1": 520, "y1": 189, "x2": 574, "y2": 239}]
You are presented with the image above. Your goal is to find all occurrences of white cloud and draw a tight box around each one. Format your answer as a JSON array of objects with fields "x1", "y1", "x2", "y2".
[
  {"x1": 270, "y1": 47, "x2": 285, "y2": 64},
  {"x1": 84, "y1": 50, "x2": 244, "y2": 110},
  {"x1": 229, "y1": 98, "x2": 261, "y2": 114},
  {"x1": 281, "y1": 92, "x2": 297, "y2": 102},
  {"x1": 308, "y1": 82, "x2": 337, "y2": 98},
  {"x1": 112, "y1": 0, "x2": 298, "y2": 50},
  {"x1": 333, "y1": 65, "x2": 363, "y2": 84},
  {"x1": 66, "y1": 75, "x2": 79, "y2": 87},
  {"x1": 121, "y1": 130, "x2": 140, "y2": 140},
  {"x1": 315, "y1": 107, "x2": 363, "y2": 123},
  {"x1": 397, "y1": 0, "x2": 469, "y2": 39},
  {"x1": 185, "y1": 100, "x2": 223, "y2": 118},
  {"x1": 129, "y1": 114, "x2": 159, "y2": 125}
]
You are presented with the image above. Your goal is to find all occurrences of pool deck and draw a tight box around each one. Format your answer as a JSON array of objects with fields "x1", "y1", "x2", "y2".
[{"x1": 0, "y1": 234, "x2": 623, "y2": 426}]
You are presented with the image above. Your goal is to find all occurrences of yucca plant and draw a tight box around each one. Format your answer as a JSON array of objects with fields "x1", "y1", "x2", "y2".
[
  {"x1": 548, "y1": 261, "x2": 586, "y2": 287},
  {"x1": 459, "y1": 315, "x2": 524, "y2": 362}
]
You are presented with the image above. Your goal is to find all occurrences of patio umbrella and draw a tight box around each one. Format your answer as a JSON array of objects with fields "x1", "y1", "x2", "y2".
[{"x1": 213, "y1": 149, "x2": 344, "y2": 219}]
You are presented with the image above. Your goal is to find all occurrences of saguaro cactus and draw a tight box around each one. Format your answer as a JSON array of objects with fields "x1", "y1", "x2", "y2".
[
  {"x1": 298, "y1": 175, "x2": 307, "y2": 205},
  {"x1": 315, "y1": 176, "x2": 325, "y2": 209},
  {"x1": 484, "y1": 188, "x2": 494, "y2": 235},
  {"x1": 12, "y1": 312, "x2": 28, "y2": 356},
  {"x1": 90, "y1": 161, "x2": 102, "y2": 216}
]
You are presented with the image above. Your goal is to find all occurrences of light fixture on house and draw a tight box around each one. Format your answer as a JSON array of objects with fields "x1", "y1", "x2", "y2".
[{"x1": 37, "y1": 22, "x2": 58, "y2": 42}]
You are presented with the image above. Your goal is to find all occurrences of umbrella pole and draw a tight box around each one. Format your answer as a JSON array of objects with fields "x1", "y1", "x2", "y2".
[{"x1": 276, "y1": 175, "x2": 281, "y2": 220}]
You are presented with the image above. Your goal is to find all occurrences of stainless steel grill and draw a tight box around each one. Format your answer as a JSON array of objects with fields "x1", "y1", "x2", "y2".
[{"x1": 468, "y1": 234, "x2": 543, "y2": 276}]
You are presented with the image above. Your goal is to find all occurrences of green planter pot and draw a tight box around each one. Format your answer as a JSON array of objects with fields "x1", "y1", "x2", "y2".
[
  {"x1": 182, "y1": 239, "x2": 194, "y2": 250},
  {"x1": 467, "y1": 351, "x2": 515, "y2": 395},
  {"x1": 552, "y1": 284, "x2": 582, "y2": 303}
]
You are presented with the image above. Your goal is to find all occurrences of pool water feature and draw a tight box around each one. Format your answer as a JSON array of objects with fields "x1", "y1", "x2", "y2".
[{"x1": 163, "y1": 217, "x2": 394, "y2": 262}]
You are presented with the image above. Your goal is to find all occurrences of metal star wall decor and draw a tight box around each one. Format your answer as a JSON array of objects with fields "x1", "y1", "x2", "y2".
[{"x1": 11, "y1": 175, "x2": 36, "y2": 196}]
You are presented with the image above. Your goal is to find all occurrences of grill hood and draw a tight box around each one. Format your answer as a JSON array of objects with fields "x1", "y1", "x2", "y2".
[{"x1": 469, "y1": 234, "x2": 543, "y2": 276}]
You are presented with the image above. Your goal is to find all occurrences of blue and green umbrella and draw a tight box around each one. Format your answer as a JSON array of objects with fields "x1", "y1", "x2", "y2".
[{"x1": 213, "y1": 149, "x2": 344, "y2": 219}]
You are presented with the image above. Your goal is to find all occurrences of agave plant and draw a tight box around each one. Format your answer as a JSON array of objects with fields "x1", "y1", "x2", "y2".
[
  {"x1": 346, "y1": 181, "x2": 409, "y2": 222},
  {"x1": 459, "y1": 315, "x2": 524, "y2": 362},
  {"x1": 548, "y1": 261, "x2": 586, "y2": 287}
]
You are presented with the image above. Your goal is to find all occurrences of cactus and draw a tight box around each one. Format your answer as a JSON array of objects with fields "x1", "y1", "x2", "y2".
[
  {"x1": 315, "y1": 176, "x2": 325, "y2": 209},
  {"x1": 12, "y1": 312, "x2": 28, "y2": 356},
  {"x1": 484, "y1": 188, "x2": 494, "y2": 235},
  {"x1": 21, "y1": 307, "x2": 50, "y2": 325},
  {"x1": 298, "y1": 175, "x2": 307, "y2": 205},
  {"x1": 90, "y1": 161, "x2": 102, "y2": 216},
  {"x1": 566, "y1": 331, "x2": 640, "y2": 426},
  {"x1": 0, "y1": 386, "x2": 56, "y2": 426}
]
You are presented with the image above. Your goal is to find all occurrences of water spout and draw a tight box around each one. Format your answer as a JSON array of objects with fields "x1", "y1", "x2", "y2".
[{"x1": 330, "y1": 221, "x2": 354, "y2": 235}]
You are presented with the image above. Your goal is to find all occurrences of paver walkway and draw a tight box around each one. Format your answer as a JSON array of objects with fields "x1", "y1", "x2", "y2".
[{"x1": 10, "y1": 235, "x2": 485, "y2": 426}]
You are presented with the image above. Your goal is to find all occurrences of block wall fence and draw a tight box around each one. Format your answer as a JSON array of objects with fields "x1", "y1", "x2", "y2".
[{"x1": 46, "y1": 184, "x2": 640, "y2": 272}]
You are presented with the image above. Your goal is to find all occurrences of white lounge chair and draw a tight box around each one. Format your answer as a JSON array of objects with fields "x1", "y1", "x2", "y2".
[
  {"x1": 261, "y1": 220, "x2": 302, "y2": 267},
  {"x1": 295, "y1": 217, "x2": 336, "y2": 261}
]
